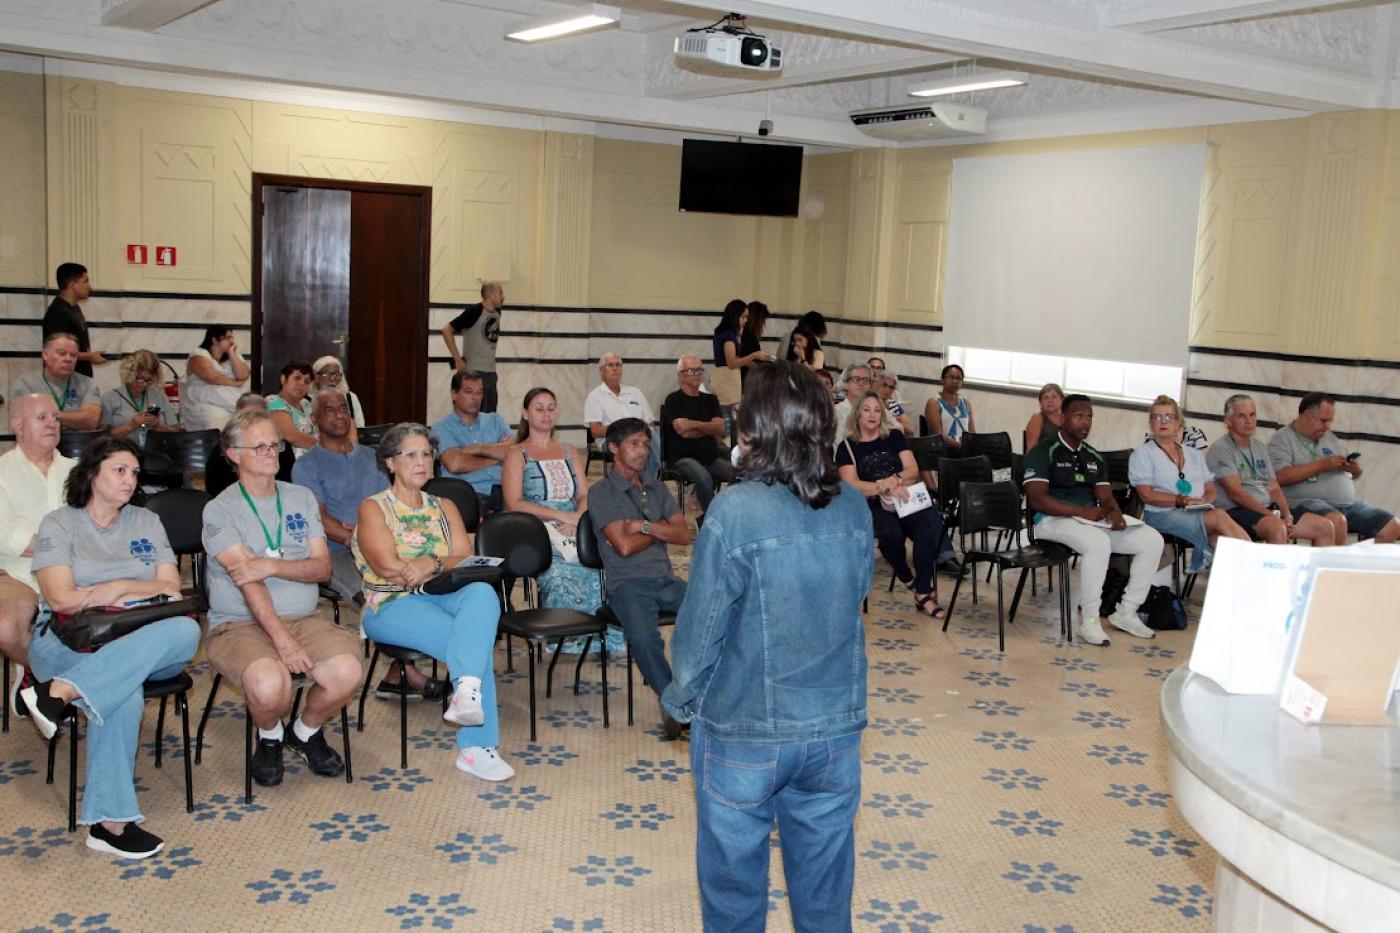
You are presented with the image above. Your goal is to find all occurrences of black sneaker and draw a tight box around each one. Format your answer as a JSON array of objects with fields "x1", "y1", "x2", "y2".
[
  {"x1": 285, "y1": 728, "x2": 344, "y2": 778},
  {"x1": 86, "y1": 822, "x2": 164, "y2": 859},
  {"x1": 419, "y1": 678, "x2": 448, "y2": 702},
  {"x1": 374, "y1": 678, "x2": 411, "y2": 700},
  {"x1": 9, "y1": 664, "x2": 28, "y2": 719},
  {"x1": 251, "y1": 737, "x2": 285, "y2": 786},
  {"x1": 938, "y1": 559, "x2": 968, "y2": 577},
  {"x1": 20, "y1": 680, "x2": 69, "y2": 741}
]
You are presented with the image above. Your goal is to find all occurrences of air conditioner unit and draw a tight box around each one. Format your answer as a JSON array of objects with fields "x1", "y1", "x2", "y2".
[{"x1": 849, "y1": 102, "x2": 987, "y2": 141}]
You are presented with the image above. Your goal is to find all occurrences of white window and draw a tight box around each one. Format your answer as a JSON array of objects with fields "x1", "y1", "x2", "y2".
[{"x1": 946, "y1": 346, "x2": 1183, "y2": 405}]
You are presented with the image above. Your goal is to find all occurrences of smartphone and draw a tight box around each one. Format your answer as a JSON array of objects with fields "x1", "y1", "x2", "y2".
[
  {"x1": 1346, "y1": 451, "x2": 1361, "y2": 461},
  {"x1": 146, "y1": 405, "x2": 161, "y2": 415}
]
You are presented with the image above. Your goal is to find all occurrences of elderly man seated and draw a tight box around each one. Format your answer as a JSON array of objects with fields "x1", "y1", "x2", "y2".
[
  {"x1": 660, "y1": 356, "x2": 734, "y2": 513},
  {"x1": 202, "y1": 407, "x2": 363, "y2": 786},
  {"x1": 589, "y1": 417, "x2": 692, "y2": 738},
  {"x1": 13, "y1": 332, "x2": 101, "y2": 432},
  {"x1": 1206, "y1": 394, "x2": 1339, "y2": 546},
  {"x1": 584, "y1": 353, "x2": 660, "y2": 478},
  {"x1": 1268, "y1": 392, "x2": 1399, "y2": 544},
  {"x1": 432, "y1": 369, "x2": 515, "y2": 514},
  {"x1": 831, "y1": 362, "x2": 873, "y2": 450},
  {"x1": 0, "y1": 394, "x2": 76, "y2": 717}
]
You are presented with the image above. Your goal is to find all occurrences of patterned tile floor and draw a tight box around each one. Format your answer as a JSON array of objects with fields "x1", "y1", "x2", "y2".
[{"x1": 0, "y1": 546, "x2": 1215, "y2": 932}]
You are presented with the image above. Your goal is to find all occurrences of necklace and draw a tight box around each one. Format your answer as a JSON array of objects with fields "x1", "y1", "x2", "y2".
[{"x1": 1154, "y1": 439, "x2": 1193, "y2": 495}]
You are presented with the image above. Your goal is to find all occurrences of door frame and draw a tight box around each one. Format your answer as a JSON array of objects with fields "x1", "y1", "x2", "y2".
[{"x1": 251, "y1": 173, "x2": 432, "y2": 420}]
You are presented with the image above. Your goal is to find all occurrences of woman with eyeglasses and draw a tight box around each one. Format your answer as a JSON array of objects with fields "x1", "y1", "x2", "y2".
[
  {"x1": 101, "y1": 349, "x2": 182, "y2": 445},
  {"x1": 311, "y1": 356, "x2": 366, "y2": 429},
  {"x1": 1128, "y1": 395, "x2": 1248, "y2": 574}
]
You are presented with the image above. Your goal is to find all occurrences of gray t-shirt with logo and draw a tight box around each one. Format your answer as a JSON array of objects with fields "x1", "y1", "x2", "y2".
[
  {"x1": 1205, "y1": 435, "x2": 1275, "y2": 509},
  {"x1": 202, "y1": 481, "x2": 325, "y2": 628},
  {"x1": 1266, "y1": 425, "x2": 1355, "y2": 508},
  {"x1": 12, "y1": 370, "x2": 101, "y2": 413},
  {"x1": 448, "y1": 303, "x2": 500, "y2": 373},
  {"x1": 33, "y1": 505, "x2": 175, "y2": 587}
]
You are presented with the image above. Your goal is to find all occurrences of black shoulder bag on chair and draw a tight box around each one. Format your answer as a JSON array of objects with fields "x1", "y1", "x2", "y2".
[{"x1": 51, "y1": 589, "x2": 208, "y2": 652}]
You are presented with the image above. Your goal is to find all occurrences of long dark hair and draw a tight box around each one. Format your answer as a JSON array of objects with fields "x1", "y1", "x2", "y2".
[
  {"x1": 199, "y1": 325, "x2": 233, "y2": 352},
  {"x1": 65, "y1": 436, "x2": 144, "y2": 509},
  {"x1": 737, "y1": 361, "x2": 840, "y2": 509},
  {"x1": 714, "y1": 299, "x2": 747, "y2": 336},
  {"x1": 744, "y1": 301, "x2": 769, "y2": 340},
  {"x1": 516, "y1": 387, "x2": 557, "y2": 441},
  {"x1": 796, "y1": 310, "x2": 827, "y2": 341},
  {"x1": 785, "y1": 325, "x2": 817, "y2": 365}
]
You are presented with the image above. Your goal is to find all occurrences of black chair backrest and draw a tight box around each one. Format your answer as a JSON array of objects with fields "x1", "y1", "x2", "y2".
[
  {"x1": 423, "y1": 477, "x2": 480, "y2": 533},
  {"x1": 57, "y1": 428, "x2": 108, "y2": 459},
  {"x1": 959, "y1": 481, "x2": 1023, "y2": 538},
  {"x1": 937, "y1": 455, "x2": 991, "y2": 510},
  {"x1": 1010, "y1": 451, "x2": 1026, "y2": 494},
  {"x1": 145, "y1": 488, "x2": 211, "y2": 556},
  {"x1": 960, "y1": 431, "x2": 1013, "y2": 470},
  {"x1": 475, "y1": 511, "x2": 553, "y2": 579},
  {"x1": 918, "y1": 413, "x2": 929, "y2": 437},
  {"x1": 907, "y1": 435, "x2": 946, "y2": 473},
  {"x1": 357, "y1": 423, "x2": 393, "y2": 448},
  {"x1": 576, "y1": 511, "x2": 603, "y2": 571},
  {"x1": 1101, "y1": 448, "x2": 1132, "y2": 486},
  {"x1": 146, "y1": 428, "x2": 220, "y2": 474}
]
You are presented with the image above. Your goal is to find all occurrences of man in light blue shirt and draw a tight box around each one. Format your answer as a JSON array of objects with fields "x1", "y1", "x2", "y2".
[{"x1": 431, "y1": 370, "x2": 514, "y2": 514}]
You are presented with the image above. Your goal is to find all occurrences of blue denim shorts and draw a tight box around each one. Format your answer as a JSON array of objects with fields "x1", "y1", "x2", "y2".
[
  {"x1": 1142, "y1": 507, "x2": 1211, "y2": 573},
  {"x1": 1293, "y1": 497, "x2": 1395, "y2": 538}
]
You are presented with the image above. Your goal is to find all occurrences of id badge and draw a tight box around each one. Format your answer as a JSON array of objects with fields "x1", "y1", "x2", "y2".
[{"x1": 265, "y1": 547, "x2": 283, "y2": 559}]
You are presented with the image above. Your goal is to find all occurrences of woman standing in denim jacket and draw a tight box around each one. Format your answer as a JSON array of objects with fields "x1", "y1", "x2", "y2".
[{"x1": 664, "y1": 362, "x2": 874, "y2": 932}]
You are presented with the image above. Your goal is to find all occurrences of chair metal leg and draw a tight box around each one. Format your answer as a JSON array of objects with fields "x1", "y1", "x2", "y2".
[
  {"x1": 244, "y1": 703, "x2": 254, "y2": 805},
  {"x1": 358, "y1": 648, "x2": 381, "y2": 732},
  {"x1": 68, "y1": 715, "x2": 79, "y2": 832},
  {"x1": 289, "y1": 685, "x2": 304, "y2": 724},
  {"x1": 995, "y1": 565, "x2": 1006, "y2": 653},
  {"x1": 154, "y1": 696, "x2": 169, "y2": 769},
  {"x1": 398, "y1": 661, "x2": 409, "y2": 770},
  {"x1": 626, "y1": 645, "x2": 635, "y2": 726},
  {"x1": 195, "y1": 674, "x2": 222, "y2": 765},
  {"x1": 572, "y1": 640, "x2": 590, "y2": 695},
  {"x1": 179, "y1": 692, "x2": 194, "y2": 814},
  {"x1": 600, "y1": 635, "x2": 609, "y2": 729},
  {"x1": 943, "y1": 562, "x2": 967, "y2": 632},
  {"x1": 2, "y1": 660, "x2": 9, "y2": 733},
  {"x1": 1062, "y1": 563, "x2": 1073, "y2": 643},
  {"x1": 526, "y1": 646, "x2": 538, "y2": 742},
  {"x1": 47, "y1": 731, "x2": 57, "y2": 784},
  {"x1": 1007, "y1": 569, "x2": 1030, "y2": 624},
  {"x1": 340, "y1": 705, "x2": 352, "y2": 784},
  {"x1": 545, "y1": 639, "x2": 569, "y2": 699}
]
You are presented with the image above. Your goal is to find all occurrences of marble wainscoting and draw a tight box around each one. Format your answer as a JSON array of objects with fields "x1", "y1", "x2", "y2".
[{"x1": 1186, "y1": 348, "x2": 1400, "y2": 504}]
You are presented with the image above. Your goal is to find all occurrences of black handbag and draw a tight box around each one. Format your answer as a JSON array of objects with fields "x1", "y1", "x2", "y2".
[{"x1": 52, "y1": 589, "x2": 208, "y2": 652}]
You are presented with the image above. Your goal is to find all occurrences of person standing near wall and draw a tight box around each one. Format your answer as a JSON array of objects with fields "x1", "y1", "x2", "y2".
[
  {"x1": 43, "y1": 262, "x2": 105, "y2": 378},
  {"x1": 442, "y1": 282, "x2": 504, "y2": 413}
]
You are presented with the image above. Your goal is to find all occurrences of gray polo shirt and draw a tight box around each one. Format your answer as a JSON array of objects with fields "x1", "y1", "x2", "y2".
[
  {"x1": 587, "y1": 470, "x2": 680, "y2": 591},
  {"x1": 1206, "y1": 435, "x2": 1275, "y2": 509},
  {"x1": 33, "y1": 505, "x2": 175, "y2": 588},
  {"x1": 202, "y1": 481, "x2": 325, "y2": 628},
  {"x1": 12, "y1": 370, "x2": 100, "y2": 414},
  {"x1": 1266, "y1": 425, "x2": 1355, "y2": 508}
]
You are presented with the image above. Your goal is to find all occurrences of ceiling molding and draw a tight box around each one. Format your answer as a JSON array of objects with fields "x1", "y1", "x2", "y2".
[
  {"x1": 100, "y1": 0, "x2": 218, "y2": 31},
  {"x1": 1101, "y1": 0, "x2": 1387, "y2": 33}
]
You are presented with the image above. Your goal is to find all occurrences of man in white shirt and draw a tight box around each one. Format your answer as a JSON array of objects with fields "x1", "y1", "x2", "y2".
[
  {"x1": 584, "y1": 353, "x2": 660, "y2": 477},
  {"x1": 0, "y1": 394, "x2": 76, "y2": 700}
]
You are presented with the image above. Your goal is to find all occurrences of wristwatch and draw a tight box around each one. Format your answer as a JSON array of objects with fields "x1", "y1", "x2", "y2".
[{"x1": 640, "y1": 520, "x2": 653, "y2": 536}]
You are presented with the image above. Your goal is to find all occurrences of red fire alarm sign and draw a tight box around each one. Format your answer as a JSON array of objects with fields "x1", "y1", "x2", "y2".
[
  {"x1": 126, "y1": 244, "x2": 148, "y2": 264},
  {"x1": 155, "y1": 246, "x2": 177, "y2": 267}
]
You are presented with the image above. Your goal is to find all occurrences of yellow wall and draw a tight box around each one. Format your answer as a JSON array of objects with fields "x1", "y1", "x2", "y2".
[{"x1": 0, "y1": 68, "x2": 46, "y2": 288}]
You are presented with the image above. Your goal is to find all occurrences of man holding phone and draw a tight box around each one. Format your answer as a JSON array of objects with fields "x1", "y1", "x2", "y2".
[{"x1": 1268, "y1": 392, "x2": 1399, "y2": 543}]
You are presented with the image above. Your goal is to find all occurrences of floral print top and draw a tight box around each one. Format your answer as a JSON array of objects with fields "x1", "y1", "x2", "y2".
[{"x1": 351, "y1": 490, "x2": 452, "y2": 611}]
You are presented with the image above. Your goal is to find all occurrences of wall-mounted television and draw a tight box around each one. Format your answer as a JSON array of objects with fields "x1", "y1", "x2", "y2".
[{"x1": 679, "y1": 139, "x2": 803, "y2": 217}]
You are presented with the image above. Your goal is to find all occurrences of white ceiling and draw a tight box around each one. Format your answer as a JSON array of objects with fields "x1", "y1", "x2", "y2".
[{"x1": 2, "y1": 0, "x2": 1398, "y2": 146}]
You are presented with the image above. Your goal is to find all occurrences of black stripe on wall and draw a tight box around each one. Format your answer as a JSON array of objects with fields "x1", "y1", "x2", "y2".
[
  {"x1": 1186, "y1": 377, "x2": 1400, "y2": 409},
  {"x1": 1183, "y1": 410, "x2": 1400, "y2": 447},
  {"x1": 0, "y1": 285, "x2": 253, "y2": 302},
  {"x1": 1189, "y1": 345, "x2": 1400, "y2": 371}
]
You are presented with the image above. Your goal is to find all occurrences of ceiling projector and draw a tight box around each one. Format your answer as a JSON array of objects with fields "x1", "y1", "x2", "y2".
[{"x1": 675, "y1": 15, "x2": 782, "y2": 76}]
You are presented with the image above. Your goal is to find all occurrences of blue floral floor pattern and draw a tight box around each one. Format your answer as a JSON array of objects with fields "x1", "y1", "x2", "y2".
[{"x1": 0, "y1": 544, "x2": 1215, "y2": 929}]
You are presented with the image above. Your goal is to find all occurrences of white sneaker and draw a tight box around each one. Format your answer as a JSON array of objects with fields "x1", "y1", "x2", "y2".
[
  {"x1": 1109, "y1": 610, "x2": 1156, "y2": 640},
  {"x1": 1076, "y1": 616, "x2": 1110, "y2": 646},
  {"x1": 443, "y1": 676, "x2": 484, "y2": 727},
  {"x1": 455, "y1": 746, "x2": 515, "y2": 782}
]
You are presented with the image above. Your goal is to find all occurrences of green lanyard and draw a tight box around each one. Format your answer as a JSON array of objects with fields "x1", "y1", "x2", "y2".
[
  {"x1": 237, "y1": 482, "x2": 283, "y2": 556},
  {"x1": 42, "y1": 375, "x2": 72, "y2": 412},
  {"x1": 1232, "y1": 438, "x2": 1257, "y2": 479},
  {"x1": 1293, "y1": 426, "x2": 1319, "y2": 460},
  {"x1": 123, "y1": 386, "x2": 148, "y2": 414}
]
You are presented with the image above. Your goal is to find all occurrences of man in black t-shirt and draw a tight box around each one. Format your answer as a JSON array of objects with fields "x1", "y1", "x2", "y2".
[
  {"x1": 440, "y1": 282, "x2": 504, "y2": 412},
  {"x1": 42, "y1": 262, "x2": 105, "y2": 378},
  {"x1": 660, "y1": 355, "x2": 734, "y2": 512}
]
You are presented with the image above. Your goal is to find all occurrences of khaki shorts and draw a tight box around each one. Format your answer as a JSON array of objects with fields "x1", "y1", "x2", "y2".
[
  {"x1": 205, "y1": 614, "x2": 360, "y2": 689},
  {"x1": 0, "y1": 571, "x2": 40, "y2": 610}
]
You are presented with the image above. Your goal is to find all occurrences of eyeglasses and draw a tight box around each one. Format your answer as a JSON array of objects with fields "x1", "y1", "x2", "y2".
[
  {"x1": 680, "y1": 367, "x2": 705, "y2": 376},
  {"x1": 1151, "y1": 413, "x2": 1178, "y2": 423},
  {"x1": 232, "y1": 441, "x2": 286, "y2": 456},
  {"x1": 316, "y1": 370, "x2": 343, "y2": 381},
  {"x1": 848, "y1": 376, "x2": 871, "y2": 386}
]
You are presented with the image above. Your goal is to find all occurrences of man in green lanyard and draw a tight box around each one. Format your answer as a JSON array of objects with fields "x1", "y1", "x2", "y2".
[{"x1": 12, "y1": 333, "x2": 101, "y2": 432}]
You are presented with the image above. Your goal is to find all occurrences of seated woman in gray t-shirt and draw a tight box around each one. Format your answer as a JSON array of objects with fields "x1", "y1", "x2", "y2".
[{"x1": 23, "y1": 435, "x2": 201, "y2": 861}]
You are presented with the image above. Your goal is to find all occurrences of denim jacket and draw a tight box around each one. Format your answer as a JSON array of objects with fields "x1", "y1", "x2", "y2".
[{"x1": 661, "y1": 479, "x2": 874, "y2": 744}]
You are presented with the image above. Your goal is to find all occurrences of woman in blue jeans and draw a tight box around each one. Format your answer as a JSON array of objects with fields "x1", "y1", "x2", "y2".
[
  {"x1": 664, "y1": 362, "x2": 875, "y2": 932},
  {"x1": 23, "y1": 436, "x2": 200, "y2": 860},
  {"x1": 352, "y1": 423, "x2": 510, "y2": 782}
]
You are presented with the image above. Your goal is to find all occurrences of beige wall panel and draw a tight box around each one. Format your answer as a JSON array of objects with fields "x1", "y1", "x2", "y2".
[
  {"x1": 0, "y1": 69, "x2": 45, "y2": 288},
  {"x1": 588, "y1": 138, "x2": 759, "y2": 310},
  {"x1": 115, "y1": 88, "x2": 252, "y2": 294},
  {"x1": 796, "y1": 152, "x2": 850, "y2": 315},
  {"x1": 46, "y1": 77, "x2": 117, "y2": 293},
  {"x1": 1370, "y1": 148, "x2": 1400, "y2": 358},
  {"x1": 432, "y1": 123, "x2": 541, "y2": 305},
  {"x1": 539, "y1": 132, "x2": 594, "y2": 306},
  {"x1": 844, "y1": 149, "x2": 887, "y2": 318},
  {"x1": 888, "y1": 158, "x2": 950, "y2": 322},
  {"x1": 251, "y1": 102, "x2": 432, "y2": 186}
]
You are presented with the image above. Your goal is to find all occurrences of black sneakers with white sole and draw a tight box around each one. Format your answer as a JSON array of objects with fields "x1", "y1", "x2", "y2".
[{"x1": 87, "y1": 822, "x2": 164, "y2": 859}]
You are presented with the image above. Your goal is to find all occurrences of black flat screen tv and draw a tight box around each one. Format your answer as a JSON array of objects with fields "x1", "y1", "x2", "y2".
[{"x1": 679, "y1": 139, "x2": 803, "y2": 217}]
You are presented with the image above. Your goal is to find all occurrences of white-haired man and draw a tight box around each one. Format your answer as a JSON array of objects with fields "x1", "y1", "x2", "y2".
[{"x1": 585, "y1": 353, "x2": 660, "y2": 478}]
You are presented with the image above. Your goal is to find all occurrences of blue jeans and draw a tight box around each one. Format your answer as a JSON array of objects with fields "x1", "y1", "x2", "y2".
[
  {"x1": 1142, "y1": 507, "x2": 1211, "y2": 573},
  {"x1": 608, "y1": 576, "x2": 686, "y2": 698},
  {"x1": 671, "y1": 457, "x2": 736, "y2": 512},
  {"x1": 362, "y1": 583, "x2": 501, "y2": 749},
  {"x1": 28, "y1": 615, "x2": 200, "y2": 825},
  {"x1": 690, "y1": 728, "x2": 862, "y2": 933}
]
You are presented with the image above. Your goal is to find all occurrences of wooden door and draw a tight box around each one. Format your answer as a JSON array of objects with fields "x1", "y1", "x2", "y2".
[
  {"x1": 349, "y1": 189, "x2": 428, "y2": 425},
  {"x1": 256, "y1": 184, "x2": 350, "y2": 394}
]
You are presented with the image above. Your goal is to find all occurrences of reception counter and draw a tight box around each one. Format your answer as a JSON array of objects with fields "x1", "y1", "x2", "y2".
[{"x1": 1161, "y1": 667, "x2": 1400, "y2": 931}]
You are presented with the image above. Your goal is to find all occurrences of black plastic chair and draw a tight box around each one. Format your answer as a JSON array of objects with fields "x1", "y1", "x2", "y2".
[
  {"x1": 57, "y1": 428, "x2": 108, "y2": 459},
  {"x1": 423, "y1": 477, "x2": 481, "y2": 533},
  {"x1": 935, "y1": 455, "x2": 991, "y2": 555},
  {"x1": 145, "y1": 428, "x2": 220, "y2": 475},
  {"x1": 655, "y1": 404, "x2": 692, "y2": 517},
  {"x1": 145, "y1": 488, "x2": 212, "y2": 592},
  {"x1": 356, "y1": 645, "x2": 449, "y2": 769},
  {"x1": 475, "y1": 512, "x2": 609, "y2": 741},
  {"x1": 584, "y1": 431, "x2": 613, "y2": 478},
  {"x1": 944, "y1": 481, "x2": 1072, "y2": 652},
  {"x1": 1100, "y1": 449, "x2": 1140, "y2": 516},
  {"x1": 47, "y1": 673, "x2": 195, "y2": 832},
  {"x1": 907, "y1": 435, "x2": 946, "y2": 474},
  {"x1": 577, "y1": 511, "x2": 675, "y2": 727},
  {"x1": 961, "y1": 431, "x2": 1014, "y2": 473},
  {"x1": 357, "y1": 423, "x2": 393, "y2": 448}
]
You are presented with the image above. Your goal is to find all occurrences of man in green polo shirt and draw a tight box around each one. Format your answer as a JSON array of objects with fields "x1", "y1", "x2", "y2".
[
  {"x1": 1023, "y1": 394, "x2": 1163, "y2": 646},
  {"x1": 11, "y1": 332, "x2": 102, "y2": 432}
]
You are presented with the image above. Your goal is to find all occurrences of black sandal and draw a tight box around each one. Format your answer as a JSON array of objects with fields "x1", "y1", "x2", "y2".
[{"x1": 914, "y1": 593, "x2": 945, "y2": 620}]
